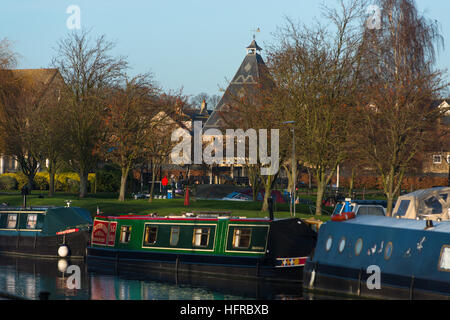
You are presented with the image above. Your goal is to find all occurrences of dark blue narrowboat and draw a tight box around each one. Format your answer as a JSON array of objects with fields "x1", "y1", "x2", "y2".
[
  {"x1": 0, "y1": 206, "x2": 92, "y2": 259},
  {"x1": 304, "y1": 215, "x2": 450, "y2": 299}
]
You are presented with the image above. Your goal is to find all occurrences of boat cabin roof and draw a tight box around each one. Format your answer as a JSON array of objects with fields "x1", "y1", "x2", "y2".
[
  {"x1": 95, "y1": 213, "x2": 272, "y2": 223},
  {"x1": 342, "y1": 215, "x2": 450, "y2": 233}
]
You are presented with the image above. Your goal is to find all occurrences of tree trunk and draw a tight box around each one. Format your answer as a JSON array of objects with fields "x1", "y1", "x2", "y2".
[
  {"x1": 348, "y1": 167, "x2": 356, "y2": 198},
  {"x1": 315, "y1": 179, "x2": 326, "y2": 216},
  {"x1": 118, "y1": 167, "x2": 130, "y2": 202},
  {"x1": 79, "y1": 171, "x2": 88, "y2": 198},
  {"x1": 48, "y1": 170, "x2": 55, "y2": 197},
  {"x1": 261, "y1": 175, "x2": 274, "y2": 212}
]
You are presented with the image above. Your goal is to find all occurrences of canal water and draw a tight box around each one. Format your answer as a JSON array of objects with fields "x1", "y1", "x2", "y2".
[{"x1": 0, "y1": 255, "x2": 305, "y2": 300}]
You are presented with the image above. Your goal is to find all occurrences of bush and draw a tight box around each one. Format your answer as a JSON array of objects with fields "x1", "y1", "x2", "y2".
[
  {"x1": 0, "y1": 175, "x2": 18, "y2": 190},
  {"x1": 34, "y1": 172, "x2": 49, "y2": 190},
  {"x1": 96, "y1": 165, "x2": 121, "y2": 192},
  {"x1": 1, "y1": 172, "x2": 29, "y2": 190}
]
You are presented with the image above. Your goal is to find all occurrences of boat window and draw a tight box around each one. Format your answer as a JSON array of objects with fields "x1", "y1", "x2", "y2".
[
  {"x1": 438, "y1": 246, "x2": 450, "y2": 271},
  {"x1": 332, "y1": 203, "x2": 343, "y2": 215},
  {"x1": 384, "y1": 242, "x2": 393, "y2": 260},
  {"x1": 424, "y1": 196, "x2": 443, "y2": 214},
  {"x1": 338, "y1": 237, "x2": 346, "y2": 253},
  {"x1": 120, "y1": 226, "x2": 132, "y2": 243},
  {"x1": 395, "y1": 200, "x2": 410, "y2": 217},
  {"x1": 358, "y1": 206, "x2": 385, "y2": 216},
  {"x1": 170, "y1": 226, "x2": 180, "y2": 246},
  {"x1": 193, "y1": 228, "x2": 210, "y2": 247},
  {"x1": 325, "y1": 236, "x2": 333, "y2": 252},
  {"x1": 27, "y1": 214, "x2": 37, "y2": 229},
  {"x1": 143, "y1": 226, "x2": 158, "y2": 245},
  {"x1": 355, "y1": 238, "x2": 363, "y2": 256},
  {"x1": 7, "y1": 214, "x2": 17, "y2": 229},
  {"x1": 232, "y1": 228, "x2": 251, "y2": 249}
]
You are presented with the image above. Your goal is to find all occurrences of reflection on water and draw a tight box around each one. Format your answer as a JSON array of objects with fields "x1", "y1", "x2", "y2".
[{"x1": 0, "y1": 256, "x2": 304, "y2": 300}]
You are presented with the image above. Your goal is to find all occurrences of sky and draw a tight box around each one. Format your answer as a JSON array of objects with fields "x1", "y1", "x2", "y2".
[{"x1": 1, "y1": 0, "x2": 449, "y2": 99}]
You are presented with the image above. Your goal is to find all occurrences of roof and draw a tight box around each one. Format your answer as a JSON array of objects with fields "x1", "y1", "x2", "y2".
[
  {"x1": 246, "y1": 39, "x2": 262, "y2": 51},
  {"x1": 203, "y1": 41, "x2": 271, "y2": 131},
  {"x1": 343, "y1": 215, "x2": 450, "y2": 233}
]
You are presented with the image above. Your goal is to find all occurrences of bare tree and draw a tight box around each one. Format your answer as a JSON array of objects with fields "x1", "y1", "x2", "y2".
[
  {"x1": 52, "y1": 30, "x2": 128, "y2": 197},
  {"x1": 100, "y1": 73, "x2": 160, "y2": 201},
  {"x1": 266, "y1": 0, "x2": 366, "y2": 216},
  {"x1": 356, "y1": 0, "x2": 449, "y2": 215}
]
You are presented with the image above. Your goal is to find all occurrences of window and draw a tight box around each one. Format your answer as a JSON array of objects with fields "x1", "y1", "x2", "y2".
[
  {"x1": 7, "y1": 214, "x2": 17, "y2": 229},
  {"x1": 325, "y1": 236, "x2": 333, "y2": 252},
  {"x1": 170, "y1": 226, "x2": 180, "y2": 246},
  {"x1": 338, "y1": 237, "x2": 346, "y2": 253},
  {"x1": 395, "y1": 200, "x2": 410, "y2": 217},
  {"x1": 355, "y1": 238, "x2": 363, "y2": 256},
  {"x1": 366, "y1": 207, "x2": 385, "y2": 216},
  {"x1": 424, "y1": 196, "x2": 443, "y2": 214},
  {"x1": 120, "y1": 226, "x2": 132, "y2": 243},
  {"x1": 232, "y1": 228, "x2": 251, "y2": 249},
  {"x1": 384, "y1": 242, "x2": 393, "y2": 260},
  {"x1": 26, "y1": 214, "x2": 37, "y2": 229},
  {"x1": 433, "y1": 155, "x2": 442, "y2": 164},
  {"x1": 439, "y1": 246, "x2": 450, "y2": 271},
  {"x1": 143, "y1": 226, "x2": 158, "y2": 245},
  {"x1": 192, "y1": 228, "x2": 210, "y2": 247}
]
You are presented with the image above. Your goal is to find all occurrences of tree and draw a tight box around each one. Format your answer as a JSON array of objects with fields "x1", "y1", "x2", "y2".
[
  {"x1": 266, "y1": 0, "x2": 366, "y2": 216},
  {"x1": 52, "y1": 30, "x2": 128, "y2": 198},
  {"x1": 356, "y1": 0, "x2": 449, "y2": 215},
  {"x1": 100, "y1": 73, "x2": 160, "y2": 201}
]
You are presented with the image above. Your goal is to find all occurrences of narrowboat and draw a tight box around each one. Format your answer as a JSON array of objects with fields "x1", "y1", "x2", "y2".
[
  {"x1": 0, "y1": 206, "x2": 92, "y2": 259},
  {"x1": 87, "y1": 213, "x2": 317, "y2": 282},
  {"x1": 304, "y1": 214, "x2": 450, "y2": 299}
]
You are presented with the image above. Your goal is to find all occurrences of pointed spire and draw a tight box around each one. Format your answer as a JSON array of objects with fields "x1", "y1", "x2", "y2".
[{"x1": 246, "y1": 39, "x2": 262, "y2": 55}]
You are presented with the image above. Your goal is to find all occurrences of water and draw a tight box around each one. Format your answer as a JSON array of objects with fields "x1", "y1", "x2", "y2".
[{"x1": 0, "y1": 255, "x2": 304, "y2": 300}]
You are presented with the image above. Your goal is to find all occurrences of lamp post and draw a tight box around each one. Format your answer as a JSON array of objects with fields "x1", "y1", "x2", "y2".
[
  {"x1": 283, "y1": 121, "x2": 296, "y2": 216},
  {"x1": 446, "y1": 154, "x2": 450, "y2": 187}
]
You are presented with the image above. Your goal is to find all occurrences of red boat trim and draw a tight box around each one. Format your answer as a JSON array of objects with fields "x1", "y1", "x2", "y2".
[{"x1": 56, "y1": 228, "x2": 79, "y2": 235}]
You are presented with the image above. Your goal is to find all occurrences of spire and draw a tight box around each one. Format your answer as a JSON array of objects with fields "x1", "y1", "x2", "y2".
[{"x1": 246, "y1": 39, "x2": 262, "y2": 55}]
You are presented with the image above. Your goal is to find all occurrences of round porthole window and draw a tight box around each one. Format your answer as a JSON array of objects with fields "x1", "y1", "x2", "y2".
[
  {"x1": 325, "y1": 236, "x2": 333, "y2": 252},
  {"x1": 355, "y1": 238, "x2": 363, "y2": 256},
  {"x1": 384, "y1": 242, "x2": 393, "y2": 260},
  {"x1": 338, "y1": 237, "x2": 346, "y2": 253}
]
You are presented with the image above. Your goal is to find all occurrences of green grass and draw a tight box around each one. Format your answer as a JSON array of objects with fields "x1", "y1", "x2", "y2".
[{"x1": 0, "y1": 191, "x2": 331, "y2": 222}]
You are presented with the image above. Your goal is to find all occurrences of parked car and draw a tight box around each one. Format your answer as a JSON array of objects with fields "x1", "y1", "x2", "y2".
[{"x1": 332, "y1": 199, "x2": 387, "y2": 217}]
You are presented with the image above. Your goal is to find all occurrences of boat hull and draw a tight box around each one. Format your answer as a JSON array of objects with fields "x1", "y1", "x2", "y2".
[
  {"x1": 87, "y1": 246, "x2": 304, "y2": 282},
  {"x1": 304, "y1": 215, "x2": 450, "y2": 300},
  {"x1": 0, "y1": 230, "x2": 91, "y2": 259},
  {"x1": 303, "y1": 261, "x2": 450, "y2": 300}
]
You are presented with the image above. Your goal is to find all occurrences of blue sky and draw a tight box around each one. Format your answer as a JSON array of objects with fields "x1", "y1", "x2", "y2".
[{"x1": 1, "y1": 0, "x2": 449, "y2": 98}]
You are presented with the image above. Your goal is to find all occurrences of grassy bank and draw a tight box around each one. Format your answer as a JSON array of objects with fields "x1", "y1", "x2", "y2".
[{"x1": 0, "y1": 191, "x2": 331, "y2": 222}]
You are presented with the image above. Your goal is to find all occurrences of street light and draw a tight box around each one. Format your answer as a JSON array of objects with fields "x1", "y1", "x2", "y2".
[
  {"x1": 445, "y1": 154, "x2": 450, "y2": 187},
  {"x1": 283, "y1": 121, "x2": 296, "y2": 216}
]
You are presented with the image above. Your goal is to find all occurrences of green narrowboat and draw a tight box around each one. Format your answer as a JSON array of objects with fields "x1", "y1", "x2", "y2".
[
  {"x1": 87, "y1": 213, "x2": 317, "y2": 282},
  {"x1": 0, "y1": 206, "x2": 92, "y2": 259}
]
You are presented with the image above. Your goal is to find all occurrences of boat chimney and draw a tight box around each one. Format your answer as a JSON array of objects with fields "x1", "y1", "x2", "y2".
[{"x1": 426, "y1": 219, "x2": 434, "y2": 229}]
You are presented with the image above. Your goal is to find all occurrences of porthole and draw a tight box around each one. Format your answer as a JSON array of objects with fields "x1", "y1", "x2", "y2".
[
  {"x1": 384, "y1": 242, "x2": 393, "y2": 260},
  {"x1": 325, "y1": 236, "x2": 333, "y2": 252},
  {"x1": 355, "y1": 238, "x2": 363, "y2": 256},
  {"x1": 338, "y1": 237, "x2": 346, "y2": 253}
]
